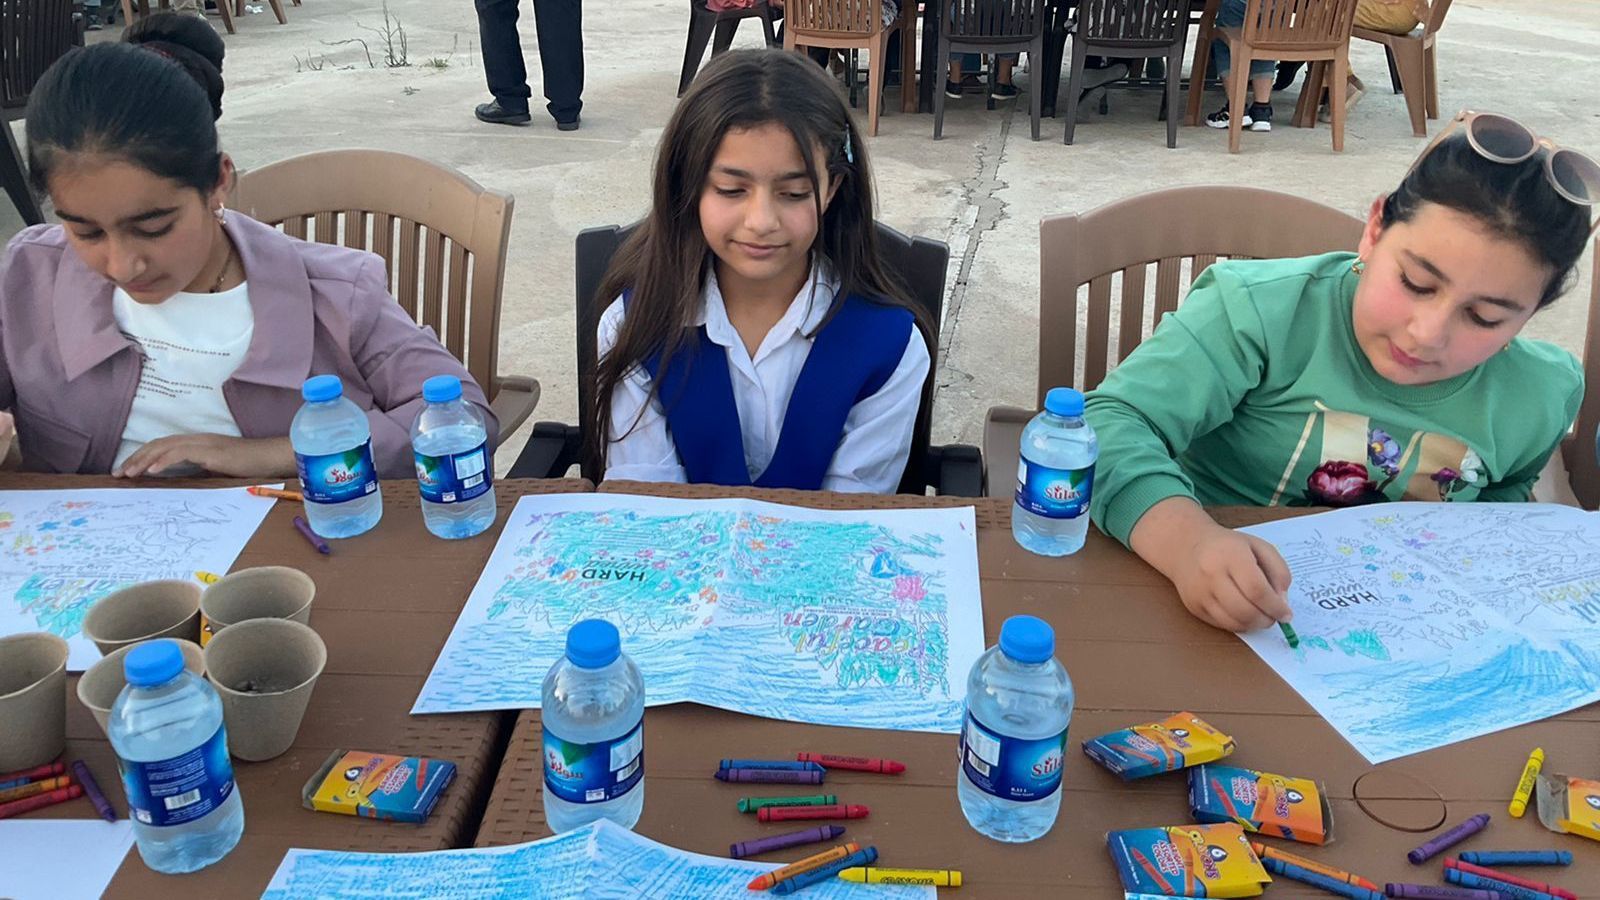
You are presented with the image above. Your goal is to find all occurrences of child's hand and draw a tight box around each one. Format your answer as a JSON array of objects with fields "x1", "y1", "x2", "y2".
[
  {"x1": 114, "y1": 435, "x2": 296, "y2": 479},
  {"x1": 1172, "y1": 525, "x2": 1293, "y2": 632}
]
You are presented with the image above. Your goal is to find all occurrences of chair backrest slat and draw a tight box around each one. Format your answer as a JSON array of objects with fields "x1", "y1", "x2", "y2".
[
  {"x1": 231, "y1": 150, "x2": 514, "y2": 398},
  {"x1": 1243, "y1": 0, "x2": 1357, "y2": 47},
  {"x1": 1037, "y1": 185, "x2": 1364, "y2": 401},
  {"x1": 1561, "y1": 237, "x2": 1600, "y2": 509},
  {"x1": 1083, "y1": 0, "x2": 1188, "y2": 43},
  {"x1": 1424, "y1": 0, "x2": 1451, "y2": 37},
  {"x1": 943, "y1": 0, "x2": 1045, "y2": 39},
  {"x1": 0, "y1": 0, "x2": 77, "y2": 112}
]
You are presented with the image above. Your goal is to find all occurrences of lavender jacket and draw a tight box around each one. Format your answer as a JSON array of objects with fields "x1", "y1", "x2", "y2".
[{"x1": 0, "y1": 212, "x2": 497, "y2": 477}]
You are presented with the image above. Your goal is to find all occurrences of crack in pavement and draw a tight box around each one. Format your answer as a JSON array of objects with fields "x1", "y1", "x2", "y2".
[{"x1": 936, "y1": 100, "x2": 1014, "y2": 395}]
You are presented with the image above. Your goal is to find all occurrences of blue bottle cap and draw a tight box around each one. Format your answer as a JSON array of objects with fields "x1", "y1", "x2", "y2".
[
  {"x1": 301, "y1": 374, "x2": 344, "y2": 403},
  {"x1": 999, "y1": 615, "x2": 1055, "y2": 664},
  {"x1": 123, "y1": 639, "x2": 185, "y2": 687},
  {"x1": 1043, "y1": 387, "x2": 1084, "y2": 417},
  {"x1": 566, "y1": 619, "x2": 621, "y2": 669},
  {"x1": 422, "y1": 375, "x2": 464, "y2": 404}
]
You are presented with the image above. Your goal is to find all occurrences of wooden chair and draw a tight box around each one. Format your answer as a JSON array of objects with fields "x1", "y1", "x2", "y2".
[
  {"x1": 120, "y1": 0, "x2": 239, "y2": 33},
  {"x1": 1, "y1": 0, "x2": 82, "y2": 226},
  {"x1": 678, "y1": 0, "x2": 777, "y2": 96},
  {"x1": 507, "y1": 221, "x2": 983, "y2": 496},
  {"x1": 981, "y1": 185, "x2": 1364, "y2": 493},
  {"x1": 231, "y1": 150, "x2": 540, "y2": 447},
  {"x1": 1063, "y1": 0, "x2": 1190, "y2": 148},
  {"x1": 1183, "y1": 0, "x2": 1360, "y2": 153},
  {"x1": 1351, "y1": 0, "x2": 1450, "y2": 136},
  {"x1": 934, "y1": 0, "x2": 1047, "y2": 140},
  {"x1": 1557, "y1": 236, "x2": 1600, "y2": 509},
  {"x1": 783, "y1": 0, "x2": 915, "y2": 136}
]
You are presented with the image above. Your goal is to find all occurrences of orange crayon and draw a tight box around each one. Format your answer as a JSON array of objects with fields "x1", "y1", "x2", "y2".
[
  {"x1": 0, "y1": 775, "x2": 71, "y2": 804},
  {"x1": 0, "y1": 784, "x2": 83, "y2": 819},
  {"x1": 1249, "y1": 842, "x2": 1380, "y2": 892},
  {"x1": 745, "y1": 842, "x2": 862, "y2": 891},
  {"x1": 248, "y1": 485, "x2": 303, "y2": 501}
]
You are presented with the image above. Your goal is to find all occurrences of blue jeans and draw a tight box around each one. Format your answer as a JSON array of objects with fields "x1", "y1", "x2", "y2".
[{"x1": 1211, "y1": 0, "x2": 1275, "y2": 81}]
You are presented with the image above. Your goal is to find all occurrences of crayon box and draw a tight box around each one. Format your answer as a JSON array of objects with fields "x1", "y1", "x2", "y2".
[
  {"x1": 1083, "y1": 712, "x2": 1237, "y2": 780},
  {"x1": 1535, "y1": 773, "x2": 1600, "y2": 842},
  {"x1": 1187, "y1": 764, "x2": 1333, "y2": 845},
  {"x1": 302, "y1": 750, "x2": 456, "y2": 823},
  {"x1": 1107, "y1": 823, "x2": 1270, "y2": 898}
]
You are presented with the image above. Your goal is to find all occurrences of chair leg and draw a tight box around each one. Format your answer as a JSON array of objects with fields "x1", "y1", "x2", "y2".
[
  {"x1": 1392, "y1": 41, "x2": 1427, "y2": 137},
  {"x1": 759, "y1": 6, "x2": 776, "y2": 46},
  {"x1": 1330, "y1": 52, "x2": 1348, "y2": 151},
  {"x1": 1165, "y1": 44, "x2": 1182, "y2": 148},
  {"x1": 1028, "y1": 36, "x2": 1042, "y2": 140},
  {"x1": 933, "y1": 38, "x2": 950, "y2": 139},
  {"x1": 867, "y1": 35, "x2": 886, "y2": 136},
  {"x1": 1423, "y1": 43, "x2": 1439, "y2": 119},
  {"x1": 1185, "y1": 12, "x2": 1215, "y2": 126},
  {"x1": 680, "y1": 8, "x2": 716, "y2": 96},
  {"x1": 1, "y1": 122, "x2": 43, "y2": 226},
  {"x1": 1063, "y1": 39, "x2": 1086, "y2": 144},
  {"x1": 711, "y1": 17, "x2": 739, "y2": 53},
  {"x1": 1226, "y1": 44, "x2": 1248, "y2": 153},
  {"x1": 899, "y1": 17, "x2": 916, "y2": 113},
  {"x1": 1385, "y1": 45, "x2": 1402, "y2": 93},
  {"x1": 214, "y1": 0, "x2": 235, "y2": 33},
  {"x1": 986, "y1": 54, "x2": 997, "y2": 111},
  {"x1": 266, "y1": 0, "x2": 286, "y2": 24}
]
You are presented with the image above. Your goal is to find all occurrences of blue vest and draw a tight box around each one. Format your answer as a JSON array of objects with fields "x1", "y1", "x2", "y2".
[{"x1": 639, "y1": 293, "x2": 915, "y2": 490}]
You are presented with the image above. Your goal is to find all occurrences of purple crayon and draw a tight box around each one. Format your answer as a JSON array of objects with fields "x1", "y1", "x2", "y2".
[
  {"x1": 729, "y1": 825, "x2": 846, "y2": 859},
  {"x1": 1386, "y1": 884, "x2": 1504, "y2": 900},
  {"x1": 1409, "y1": 813, "x2": 1490, "y2": 864},
  {"x1": 715, "y1": 768, "x2": 825, "y2": 784}
]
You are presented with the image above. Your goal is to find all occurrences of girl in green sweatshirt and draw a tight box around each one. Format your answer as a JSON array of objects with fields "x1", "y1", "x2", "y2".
[{"x1": 1086, "y1": 113, "x2": 1596, "y2": 633}]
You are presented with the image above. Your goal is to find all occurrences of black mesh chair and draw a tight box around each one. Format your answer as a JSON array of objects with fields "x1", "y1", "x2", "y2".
[
  {"x1": 1, "y1": 0, "x2": 83, "y2": 225},
  {"x1": 933, "y1": 0, "x2": 1049, "y2": 140},
  {"x1": 1063, "y1": 0, "x2": 1190, "y2": 147},
  {"x1": 507, "y1": 222, "x2": 983, "y2": 496},
  {"x1": 678, "y1": 0, "x2": 778, "y2": 96}
]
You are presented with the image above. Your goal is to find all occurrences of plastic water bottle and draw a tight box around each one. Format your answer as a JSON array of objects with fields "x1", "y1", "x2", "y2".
[
  {"x1": 108, "y1": 640, "x2": 245, "y2": 873},
  {"x1": 1013, "y1": 386, "x2": 1099, "y2": 556},
  {"x1": 958, "y1": 615, "x2": 1074, "y2": 843},
  {"x1": 291, "y1": 374, "x2": 382, "y2": 539},
  {"x1": 541, "y1": 619, "x2": 645, "y2": 833},
  {"x1": 411, "y1": 374, "x2": 496, "y2": 539}
]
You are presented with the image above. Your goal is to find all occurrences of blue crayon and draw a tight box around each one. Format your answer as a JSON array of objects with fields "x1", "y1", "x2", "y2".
[
  {"x1": 0, "y1": 777, "x2": 31, "y2": 791},
  {"x1": 1459, "y1": 851, "x2": 1573, "y2": 867},
  {"x1": 771, "y1": 846, "x2": 877, "y2": 896},
  {"x1": 1446, "y1": 869, "x2": 1559, "y2": 900},
  {"x1": 717, "y1": 759, "x2": 825, "y2": 772},
  {"x1": 1261, "y1": 857, "x2": 1385, "y2": 900},
  {"x1": 1125, "y1": 895, "x2": 1199, "y2": 900}
]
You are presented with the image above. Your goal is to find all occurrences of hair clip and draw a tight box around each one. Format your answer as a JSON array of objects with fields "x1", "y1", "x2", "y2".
[{"x1": 842, "y1": 126, "x2": 855, "y2": 165}]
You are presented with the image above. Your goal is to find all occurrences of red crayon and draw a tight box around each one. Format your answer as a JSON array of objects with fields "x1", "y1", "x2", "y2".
[
  {"x1": 0, "y1": 784, "x2": 83, "y2": 819},
  {"x1": 758, "y1": 804, "x2": 869, "y2": 822},
  {"x1": 0, "y1": 761, "x2": 65, "y2": 783},
  {"x1": 1444, "y1": 858, "x2": 1577, "y2": 900},
  {"x1": 796, "y1": 753, "x2": 906, "y2": 775}
]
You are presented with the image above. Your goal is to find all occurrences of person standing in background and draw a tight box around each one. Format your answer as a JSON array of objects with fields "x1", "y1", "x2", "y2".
[{"x1": 473, "y1": 0, "x2": 584, "y2": 131}]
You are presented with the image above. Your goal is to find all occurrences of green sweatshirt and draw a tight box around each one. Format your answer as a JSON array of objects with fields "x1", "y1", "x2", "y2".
[{"x1": 1086, "y1": 252, "x2": 1584, "y2": 546}]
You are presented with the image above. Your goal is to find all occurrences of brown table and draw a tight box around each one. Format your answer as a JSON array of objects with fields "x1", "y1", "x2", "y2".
[
  {"x1": 0, "y1": 474, "x2": 589, "y2": 898},
  {"x1": 475, "y1": 483, "x2": 1600, "y2": 897}
]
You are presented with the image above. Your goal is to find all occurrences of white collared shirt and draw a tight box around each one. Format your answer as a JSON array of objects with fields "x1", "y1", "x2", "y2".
[{"x1": 599, "y1": 265, "x2": 930, "y2": 493}]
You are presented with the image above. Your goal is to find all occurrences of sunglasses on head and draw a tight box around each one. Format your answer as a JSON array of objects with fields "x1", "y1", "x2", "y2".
[{"x1": 1405, "y1": 111, "x2": 1600, "y2": 237}]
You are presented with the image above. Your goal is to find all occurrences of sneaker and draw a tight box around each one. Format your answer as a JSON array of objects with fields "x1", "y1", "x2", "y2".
[
  {"x1": 474, "y1": 101, "x2": 532, "y2": 126},
  {"x1": 1247, "y1": 102, "x2": 1273, "y2": 132},
  {"x1": 991, "y1": 83, "x2": 1019, "y2": 100},
  {"x1": 945, "y1": 80, "x2": 963, "y2": 99},
  {"x1": 1205, "y1": 104, "x2": 1250, "y2": 129},
  {"x1": 555, "y1": 116, "x2": 581, "y2": 132},
  {"x1": 84, "y1": 10, "x2": 102, "y2": 29}
]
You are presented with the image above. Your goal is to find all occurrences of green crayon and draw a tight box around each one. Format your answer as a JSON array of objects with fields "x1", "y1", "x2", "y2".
[
  {"x1": 738, "y1": 793, "x2": 838, "y2": 813},
  {"x1": 1279, "y1": 621, "x2": 1300, "y2": 649}
]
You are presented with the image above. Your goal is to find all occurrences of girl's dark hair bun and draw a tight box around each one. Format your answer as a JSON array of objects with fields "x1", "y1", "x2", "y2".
[{"x1": 124, "y1": 12, "x2": 225, "y2": 120}]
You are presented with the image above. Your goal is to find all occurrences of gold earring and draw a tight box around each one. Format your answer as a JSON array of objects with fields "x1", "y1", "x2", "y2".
[{"x1": 1351, "y1": 259, "x2": 1366, "y2": 275}]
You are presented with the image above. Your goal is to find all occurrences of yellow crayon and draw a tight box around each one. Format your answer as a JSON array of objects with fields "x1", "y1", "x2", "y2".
[
  {"x1": 1509, "y1": 746, "x2": 1544, "y2": 818},
  {"x1": 838, "y1": 867, "x2": 962, "y2": 887}
]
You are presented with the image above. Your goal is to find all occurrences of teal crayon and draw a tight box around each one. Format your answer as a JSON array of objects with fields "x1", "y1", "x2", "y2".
[
  {"x1": 771, "y1": 846, "x2": 877, "y2": 895},
  {"x1": 1261, "y1": 857, "x2": 1385, "y2": 900},
  {"x1": 1459, "y1": 851, "x2": 1572, "y2": 867},
  {"x1": 1278, "y1": 620, "x2": 1300, "y2": 648},
  {"x1": 717, "y1": 759, "x2": 824, "y2": 772}
]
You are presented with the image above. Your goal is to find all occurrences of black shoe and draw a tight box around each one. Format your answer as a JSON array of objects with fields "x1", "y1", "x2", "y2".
[
  {"x1": 1273, "y1": 61, "x2": 1304, "y2": 92},
  {"x1": 991, "y1": 82, "x2": 1019, "y2": 99},
  {"x1": 84, "y1": 10, "x2": 102, "y2": 29},
  {"x1": 475, "y1": 101, "x2": 531, "y2": 126},
  {"x1": 555, "y1": 116, "x2": 580, "y2": 132},
  {"x1": 1247, "y1": 101, "x2": 1273, "y2": 132},
  {"x1": 1206, "y1": 104, "x2": 1250, "y2": 129},
  {"x1": 944, "y1": 80, "x2": 963, "y2": 99}
]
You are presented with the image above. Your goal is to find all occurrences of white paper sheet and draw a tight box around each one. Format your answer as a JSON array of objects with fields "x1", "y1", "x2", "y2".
[
  {"x1": 0, "y1": 486, "x2": 278, "y2": 670},
  {"x1": 414, "y1": 494, "x2": 985, "y2": 733},
  {"x1": 1238, "y1": 502, "x2": 1600, "y2": 762},
  {"x1": 263, "y1": 819, "x2": 932, "y2": 899},
  {"x1": 0, "y1": 819, "x2": 135, "y2": 900}
]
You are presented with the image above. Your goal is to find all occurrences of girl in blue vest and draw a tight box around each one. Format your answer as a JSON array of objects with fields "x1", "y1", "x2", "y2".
[{"x1": 588, "y1": 49, "x2": 933, "y2": 492}]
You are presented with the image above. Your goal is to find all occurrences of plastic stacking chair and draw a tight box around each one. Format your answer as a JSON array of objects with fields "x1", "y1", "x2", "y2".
[
  {"x1": 783, "y1": 0, "x2": 915, "y2": 136},
  {"x1": 1063, "y1": 0, "x2": 1190, "y2": 147},
  {"x1": 678, "y1": 0, "x2": 778, "y2": 96},
  {"x1": 934, "y1": 0, "x2": 1048, "y2": 140},
  {"x1": 1352, "y1": 0, "x2": 1451, "y2": 136},
  {"x1": 0, "y1": 0, "x2": 82, "y2": 225}
]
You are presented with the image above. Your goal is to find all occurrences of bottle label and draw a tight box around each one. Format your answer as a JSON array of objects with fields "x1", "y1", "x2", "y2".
[
  {"x1": 414, "y1": 441, "x2": 492, "y2": 505},
  {"x1": 543, "y1": 721, "x2": 644, "y2": 805},
  {"x1": 960, "y1": 712, "x2": 1067, "y2": 802},
  {"x1": 1014, "y1": 455, "x2": 1094, "y2": 519},
  {"x1": 118, "y1": 725, "x2": 236, "y2": 827},
  {"x1": 296, "y1": 440, "x2": 379, "y2": 505}
]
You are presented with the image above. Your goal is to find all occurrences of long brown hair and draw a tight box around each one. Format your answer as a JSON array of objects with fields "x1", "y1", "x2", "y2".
[{"x1": 584, "y1": 48, "x2": 930, "y2": 480}]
